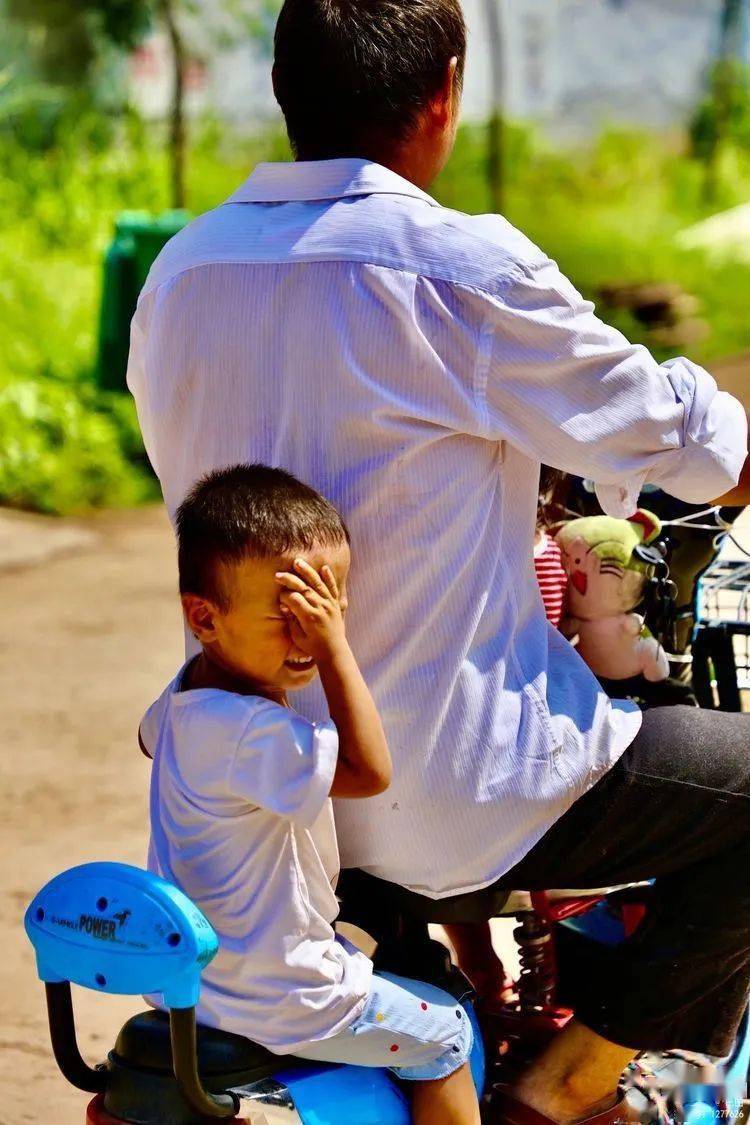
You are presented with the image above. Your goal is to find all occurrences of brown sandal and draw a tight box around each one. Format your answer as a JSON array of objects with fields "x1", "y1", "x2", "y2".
[{"x1": 492, "y1": 1090, "x2": 642, "y2": 1125}]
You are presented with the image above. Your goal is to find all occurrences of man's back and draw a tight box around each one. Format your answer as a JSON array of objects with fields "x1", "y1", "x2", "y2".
[{"x1": 128, "y1": 159, "x2": 741, "y2": 896}]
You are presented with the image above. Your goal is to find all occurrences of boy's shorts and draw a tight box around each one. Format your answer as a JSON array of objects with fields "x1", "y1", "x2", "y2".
[{"x1": 291, "y1": 971, "x2": 474, "y2": 1081}]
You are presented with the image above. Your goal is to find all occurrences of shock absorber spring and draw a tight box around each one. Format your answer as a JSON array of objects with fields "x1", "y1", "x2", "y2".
[{"x1": 514, "y1": 911, "x2": 557, "y2": 1013}]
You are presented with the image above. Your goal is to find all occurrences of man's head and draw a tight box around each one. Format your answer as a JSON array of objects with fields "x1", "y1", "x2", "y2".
[
  {"x1": 177, "y1": 464, "x2": 350, "y2": 697},
  {"x1": 273, "y1": 0, "x2": 466, "y2": 185}
]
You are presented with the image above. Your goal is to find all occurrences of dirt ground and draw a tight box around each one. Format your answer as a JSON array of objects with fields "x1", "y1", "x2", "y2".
[{"x1": 0, "y1": 507, "x2": 184, "y2": 1125}]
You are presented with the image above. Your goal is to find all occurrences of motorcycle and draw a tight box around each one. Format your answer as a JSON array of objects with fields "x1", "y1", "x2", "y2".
[
  {"x1": 24, "y1": 494, "x2": 750, "y2": 1123},
  {"x1": 25, "y1": 859, "x2": 750, "y2": 1123}
]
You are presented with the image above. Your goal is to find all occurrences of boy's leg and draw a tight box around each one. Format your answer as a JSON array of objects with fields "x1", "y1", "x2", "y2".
[
  {"x1": 412, "y1": 1062, "x2": 480, "y2": 1125},
  {"x1": 291, "y1": 971, "x2": 480, "y2": 1121}
]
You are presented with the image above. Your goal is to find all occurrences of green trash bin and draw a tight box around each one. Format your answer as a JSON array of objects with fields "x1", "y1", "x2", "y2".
[
  {"x1": 131, "y1": 209, "x2": 190, "y2": 293},
  {"x1": 96, "y1": 209, "x2": 191, "y2": 393}
]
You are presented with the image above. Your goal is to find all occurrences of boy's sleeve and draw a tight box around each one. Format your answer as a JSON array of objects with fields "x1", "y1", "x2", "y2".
[
  {"x1": 138, "y1": 692, "x2": 170, "y2": 760},
  {"x1": 227, "y1": 701, "x2": 339, "y2": 827},
  {"x1": 478, "y1": 256, "x2": 747, "y2": 516}
]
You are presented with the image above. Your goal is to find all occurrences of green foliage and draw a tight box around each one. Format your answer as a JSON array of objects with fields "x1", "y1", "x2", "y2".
[
  {"x1": 2, "y1": 107, "x2": 750, "y2": 515},
  {"x1": 0, "y1": 379, "x2": 158, "y2": 513},
  {"x1": 0, "y1": 110, "x2": 287, "y2": 514},
  {"x1": 689, "y1": 59, "x2": 750, "y2": 162},
  {"x1": 6, "y1": 0, "x2": 282, "y2": 91},
  {"x1": 435, "y1": 123, "x2": 750, "y2": 363},
  {"x1": 7, "y1": 0, "x2": 152, "y2": 86}
]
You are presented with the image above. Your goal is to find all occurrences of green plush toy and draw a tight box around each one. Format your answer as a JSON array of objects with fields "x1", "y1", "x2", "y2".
[{"x1": 555, "y1": 509, "x2": 670, "y2": 682}]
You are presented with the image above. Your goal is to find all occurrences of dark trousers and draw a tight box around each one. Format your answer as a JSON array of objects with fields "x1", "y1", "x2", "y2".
[{"x1": 493, "y1": 706, "x2": 750, "y2": 1056}]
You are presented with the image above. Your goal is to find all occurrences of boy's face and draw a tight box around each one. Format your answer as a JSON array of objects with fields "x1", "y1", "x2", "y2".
[{"x1": 185, "y1": 540, "x2": 350, "y2": 699}]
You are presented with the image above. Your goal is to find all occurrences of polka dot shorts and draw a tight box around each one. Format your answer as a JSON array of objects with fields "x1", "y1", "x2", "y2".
[{"x1": 290, "y1": 970, "x2": 474, "y2": 1081}]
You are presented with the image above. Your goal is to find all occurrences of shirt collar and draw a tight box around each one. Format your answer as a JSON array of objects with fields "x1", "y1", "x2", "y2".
[{"x1": 224, "y1": 158, "x2": 440, "y2": 208}]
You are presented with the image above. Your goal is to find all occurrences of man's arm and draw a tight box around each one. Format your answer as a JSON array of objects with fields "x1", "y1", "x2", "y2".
[
  {"x1": 713, "y1": 415, "x2": 750, "y2": 506},
  {"x1": 479, "y1": 256, "x2": 747, "y2": 516}
]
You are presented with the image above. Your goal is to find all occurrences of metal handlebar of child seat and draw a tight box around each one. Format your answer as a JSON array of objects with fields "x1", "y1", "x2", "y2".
[
  {"x1": 26, "y1": 862, "x2": 239, "y2": 1120},
  {"x1": 44, "y1": 980, "x2": 107, "y2": 1093},
  {"x1": 169, "y1": 1006, "x2": 239, "y2": 1118}
]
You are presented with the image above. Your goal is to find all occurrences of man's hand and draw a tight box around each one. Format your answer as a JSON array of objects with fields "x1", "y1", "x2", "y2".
[{"x1": 275, "y1": 559, "x2": 347, "y2": 663}]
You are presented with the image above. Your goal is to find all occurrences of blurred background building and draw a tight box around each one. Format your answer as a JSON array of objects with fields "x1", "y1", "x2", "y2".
[{"x1": 127, "y1": 0, "x2": 750, "y2": 139}]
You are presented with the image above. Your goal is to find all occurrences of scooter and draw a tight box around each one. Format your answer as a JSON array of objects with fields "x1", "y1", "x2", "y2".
[
  {"x1": 24, "y1": 861, "x2": 483, "y2": 1124},
  {"x1": 25, "y1": 861, "x2": 750, "y2": 1122}
]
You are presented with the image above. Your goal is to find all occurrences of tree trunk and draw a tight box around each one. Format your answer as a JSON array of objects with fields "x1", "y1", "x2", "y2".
[
  {"x1": 485, "y1": 0, "x2": 504, "y2": 215},
  {"x1": 159, "y1": 0, "x2": 187, "y2": 209}
]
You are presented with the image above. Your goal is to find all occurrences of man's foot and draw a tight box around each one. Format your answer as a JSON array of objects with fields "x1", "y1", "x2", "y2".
[
  {"x1": 492, "y1": 1018, "x2": 639, "y2": 1124},
  {"x1": 493, "y1": 1089, "x2": 640, "y2": 1125}
]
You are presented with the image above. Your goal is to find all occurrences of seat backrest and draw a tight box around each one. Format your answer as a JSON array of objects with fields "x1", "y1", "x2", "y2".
[{"x1": 25, "y1": 862, "x2": 218, "y2": 1007}]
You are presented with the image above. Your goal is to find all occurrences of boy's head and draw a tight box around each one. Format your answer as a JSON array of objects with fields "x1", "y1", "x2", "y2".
[{"x1": 177, "y1": 464, "x2": 350, "y2": 696}]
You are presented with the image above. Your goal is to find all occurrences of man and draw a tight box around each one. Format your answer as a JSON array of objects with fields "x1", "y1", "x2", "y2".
[{"x1": 127, "y1": 1, "x2": 750, "y2": 1121}]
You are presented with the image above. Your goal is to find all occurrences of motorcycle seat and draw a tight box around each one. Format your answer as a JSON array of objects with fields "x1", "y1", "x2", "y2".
[
  {"x1": 102, "y1": 1011, "x2": 307, "y2": 1124},
  {"x1": 337, "y1": 868, "x2": 646, "y2": 927},
  {"x1": 111, "y1": 1009, "x2": 289, "y2": 1082}
]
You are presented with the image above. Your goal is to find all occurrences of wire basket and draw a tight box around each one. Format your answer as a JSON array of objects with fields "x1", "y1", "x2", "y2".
[{"x1": 694, "y1": 558, "x2": 750, "y2": 700}]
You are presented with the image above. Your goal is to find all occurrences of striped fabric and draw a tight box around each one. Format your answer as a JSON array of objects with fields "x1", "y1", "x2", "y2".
[
  {"x1": 127, "y1": 159, "x2": 746, "y2": 898},
  {"x1": 534, "y1": 534, "x2": 568, "y2": 629}
]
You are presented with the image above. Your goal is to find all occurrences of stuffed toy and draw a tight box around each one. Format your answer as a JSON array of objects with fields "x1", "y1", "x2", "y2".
[{"x1": 555, "y1": 509, "x2": 670, "y2": 683}]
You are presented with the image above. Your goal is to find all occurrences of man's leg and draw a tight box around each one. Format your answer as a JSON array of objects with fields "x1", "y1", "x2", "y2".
[
  {"x1": 494, "y1": 706, "x2": 750, "y2": 1122},
  {"x1": 443, "y1": 921, "x2": 515, "y2": 1004}
]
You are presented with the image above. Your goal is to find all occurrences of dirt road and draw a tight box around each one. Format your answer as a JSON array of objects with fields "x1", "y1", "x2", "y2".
[{"x1": 0, "y1": 507, "x2": 183, "y2": 1125}]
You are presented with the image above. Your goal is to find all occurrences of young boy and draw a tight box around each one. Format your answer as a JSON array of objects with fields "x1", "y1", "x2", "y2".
[{"x1": 139, "y1": 464, "x2": 480, "y2": 1125}]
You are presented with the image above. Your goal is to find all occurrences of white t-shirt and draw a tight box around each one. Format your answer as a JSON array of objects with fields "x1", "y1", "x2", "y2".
[{"x1": 141, "y1": 665, "x2": 373, "y2": 1052}]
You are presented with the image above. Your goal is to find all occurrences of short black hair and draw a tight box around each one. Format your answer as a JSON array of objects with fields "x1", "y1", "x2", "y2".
[
  {"x1": 273, "y1": 0, "x2": 466, "y2": 160},
  {"x1": 176, "y1": 464, "x2": 349, "y2": 608}
]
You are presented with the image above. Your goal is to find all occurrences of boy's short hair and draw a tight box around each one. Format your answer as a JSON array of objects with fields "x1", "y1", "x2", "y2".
[{"x1": 176, "y1": 464, "x2": 349, "y2": 608}]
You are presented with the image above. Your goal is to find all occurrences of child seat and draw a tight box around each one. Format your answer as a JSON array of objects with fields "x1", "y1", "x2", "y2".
[{"x1": 25, "y1": 862, "x2": 254, "y2": 1121}]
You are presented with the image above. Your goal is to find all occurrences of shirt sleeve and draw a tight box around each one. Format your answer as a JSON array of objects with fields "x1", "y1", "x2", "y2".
[
  {"x1": 138, "y1": 691, "x2": 170, "y2": 760},
  {"x1": 125, "y1": 304, "x2": 162, "y2": 483},
  {"x1": 479, "y1": 256, "x2": 747, "y2": 517},
  {"x1": 227, "y1": 701, "x2": 339, "y2": 827}
]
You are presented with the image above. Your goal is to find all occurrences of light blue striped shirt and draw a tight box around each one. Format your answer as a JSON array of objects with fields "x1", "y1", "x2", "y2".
[{"x1": 128, "y1": 159, "x2": 746, "y2": 897}]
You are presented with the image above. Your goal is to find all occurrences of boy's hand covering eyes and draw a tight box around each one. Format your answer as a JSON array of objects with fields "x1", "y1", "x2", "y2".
[{"x1": 275, "y1": 560, "x2": 347, "y2": 662}]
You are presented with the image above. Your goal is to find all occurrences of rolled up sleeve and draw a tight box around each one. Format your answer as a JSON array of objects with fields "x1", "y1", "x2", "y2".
[{"x1": 480, "y1": 257, "x2": 747, "y2": 517}]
